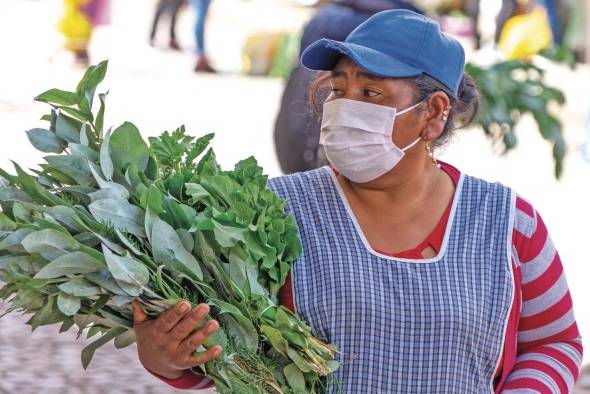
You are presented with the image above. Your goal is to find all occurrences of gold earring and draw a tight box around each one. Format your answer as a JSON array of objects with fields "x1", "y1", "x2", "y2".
[{"x1": 425, "y1": 142, "x2": 437, "y2": 165}]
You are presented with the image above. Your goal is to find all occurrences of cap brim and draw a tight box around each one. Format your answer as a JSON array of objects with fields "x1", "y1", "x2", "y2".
[{"x1": 301, "y1": 38, "x2": 423, "y2": 78}]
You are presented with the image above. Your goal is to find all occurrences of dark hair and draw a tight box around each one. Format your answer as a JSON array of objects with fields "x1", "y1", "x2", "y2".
[
  {"x1": 409, "y1": 73, "x2": 480, "y2": 147},
  {"x1": 309, "y1": 71, "x2": 480, "y2": 148}
]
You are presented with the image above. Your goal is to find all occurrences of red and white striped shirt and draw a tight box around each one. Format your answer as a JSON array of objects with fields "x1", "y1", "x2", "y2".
[{"x1": 154, "y1": 162, "x2": 583, "y2": 393}]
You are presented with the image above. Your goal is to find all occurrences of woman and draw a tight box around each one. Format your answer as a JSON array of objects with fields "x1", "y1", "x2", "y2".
[
  {"x1": 149, "y1": 0, "x2": 186, "y2": 50},
  {"x1": 59, "y1": 0, "x2": 110, "y2": 65},
  {"x1": 274, "y1": 0, "x2": 422, "y2": 174},
  {"x1": 133, "y1": 10, "x2": 583, "y2": 392},
  {"x1": 190, "y1": 0, "x2": 215, "y2": 73}
]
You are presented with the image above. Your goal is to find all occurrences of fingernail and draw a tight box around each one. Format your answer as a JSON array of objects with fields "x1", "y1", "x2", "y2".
[
  {"x1": 197, "y1": 304, "x2": 209, "y2": 317},
  {"x1": 179, "y1": 302, "x2": 190, "y2": 313},
  {"x1": 206, "y1": 321, "x2": 218, "y2": 333}
]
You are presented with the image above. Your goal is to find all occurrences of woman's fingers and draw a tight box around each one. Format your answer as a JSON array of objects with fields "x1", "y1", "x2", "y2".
[
  {"x1": 132, "y1": 300, "x2": 148, "y2": 324},
  {"x1": 180, "y1": 319, "x2": 219, "y2": 353},
  {"x1": 154, "y1": 300, "x2": 191, "y2": 333},
  {"x1": 170, "y1": 303, "x2": 210, "y2": 342},
  {"x1": 180, "y1": 345, "x2": 223, "y2": 369}
]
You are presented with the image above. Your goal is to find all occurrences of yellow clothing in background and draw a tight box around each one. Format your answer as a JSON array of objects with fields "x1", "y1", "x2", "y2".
[
  {"x1": 498, "y1": 6, "x2": 553, "y2": 60},
  {"x1": 59, "y1": 0, "x2": 92, "y2": 51}
]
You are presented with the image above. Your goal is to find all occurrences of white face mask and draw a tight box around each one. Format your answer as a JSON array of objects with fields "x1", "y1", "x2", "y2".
[{"x1": 320, "y1": 98, "x2": 423, "y2": 183}]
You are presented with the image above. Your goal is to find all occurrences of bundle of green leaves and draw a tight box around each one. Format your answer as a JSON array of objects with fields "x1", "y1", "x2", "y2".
[{"x1": 0, "y1": 61, "x2": 339, "y2": 394}]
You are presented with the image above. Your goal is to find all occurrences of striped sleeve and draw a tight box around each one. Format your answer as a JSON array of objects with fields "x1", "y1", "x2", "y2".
[
  {"x1": 148, "y1": 367, "x2": 214, "y2": 390},
  {"x1": 501, "y1": 197, "x2": 584, "y2": 393}
]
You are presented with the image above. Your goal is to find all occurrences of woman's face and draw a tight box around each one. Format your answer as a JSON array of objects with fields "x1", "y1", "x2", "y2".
[{"x1": 326, "y1": 57, "x2": 424, "y2": 149}]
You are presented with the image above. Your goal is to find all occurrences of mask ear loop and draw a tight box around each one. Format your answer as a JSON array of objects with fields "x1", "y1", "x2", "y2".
[
  {"x1": 396, "y1": 99, "x2": 426, "y2": 116},
  {"x1": 397, "y1": 99, "x2": 427, "y2": 153},
  {"x1": 400, "y1": 136, "x2": 423, "y2": 152}
]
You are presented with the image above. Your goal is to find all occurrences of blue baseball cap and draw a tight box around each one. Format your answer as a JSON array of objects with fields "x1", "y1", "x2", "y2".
[{"x1": 300, "y1": 9, "x2": 466, "y2": 95}]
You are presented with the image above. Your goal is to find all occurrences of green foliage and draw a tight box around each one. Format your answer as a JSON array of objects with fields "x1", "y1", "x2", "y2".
[
  {"x1": 0, "y1": 61, "x2": 336, "y2": 394},
  {"x1": 467, "y1": 60, "x2": 566, "y2": 178}
]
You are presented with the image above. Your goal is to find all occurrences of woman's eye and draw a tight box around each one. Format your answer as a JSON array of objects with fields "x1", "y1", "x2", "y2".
[
  {"x1": 330, "y1": 88, "x2": 344, "y2": 96},
  {"x1": 364, "y1": 89, "x2": 380, "y2": 97}
]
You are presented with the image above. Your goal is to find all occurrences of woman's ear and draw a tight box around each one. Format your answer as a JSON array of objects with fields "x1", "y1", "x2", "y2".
[{"x1": 421, "y1": 91, "x2": 451, "y2": 142}]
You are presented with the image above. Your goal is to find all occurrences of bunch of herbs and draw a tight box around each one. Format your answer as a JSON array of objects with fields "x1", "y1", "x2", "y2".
[{"x1": 0, "y1": 61, "x2": 339, "y2": 394}]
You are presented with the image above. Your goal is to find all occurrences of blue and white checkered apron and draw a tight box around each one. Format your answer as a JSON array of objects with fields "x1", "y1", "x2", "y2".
[{"x1": 268, "y1": 167, "x2": 516, "y2": 393}]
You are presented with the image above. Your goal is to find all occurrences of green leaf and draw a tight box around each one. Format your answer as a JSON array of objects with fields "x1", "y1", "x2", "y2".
[
  {"x1": 12, "y1": 162, "x2": 66, "y2": 206},
  {"x1": 211, "y1": 220, "x2": 246, "y2": 248},
  {"x1": 76, "y1": 60, "x2": 108, "y2": 97},
  {"x1": 261, "y1": 325, "x2": 289, "y2": 355},
  {"x1": 26, "y1": 128, "x2": 66, "y2": 153},
  {"x1": 284, "y1": 363, "x2": 306, "y2": 391},
  {"x1": 0, "y1": 228, "x2": 35, "y2": 253},
  {"x1": 12, "y1": 202, "x2": 32, "y2": 222},
  {"x1": 80, "y1": 123, "x2": 91, "y2": 146},
  {"x1": 59, "y1": 317, "x2": 76, "y2": 333},
  {"x1": 26, "y1": 295, "x2": 66, "y2": 330},
  {"x1": 164, "y1": 199, "x2": 196, "y2": 229},
  {"x1": 139, "y1": 184, "x2": 164, "y2": 215},
  {"x1": 114, "y1": 229, "x2": 142, "y2": 255},
  {"x1": 100, "y1": 128, "x2": 114, "y2": 180},
  {"x1": 81, "y1": 326, "x2": 127, "y2": 369},
  {"x1": 228, "y1": 248, "x2": 248, "y2": 294},
  {"x1": 22, "y1": 229, "x2": 80, "y2": 261},
  {"x1": 113, "y1": 329, "x2": 136, "y2": 349},
  {"x1": 61, "y1": 106, "x2": 92, "y2": 123},
  {"x1": 282, "y1": 331, "x2": 307, "y2": 348},
  {"x1": 74, "y1": 232, "x2": 101, "y2": 247},
  {"x1": 34, "y1": 251, "x2": 104, "y2": 279},
  {"x1": 0, "y1": 213, "x2": 17, "y2": 231},
  {"x1": 95, "y1": 92, "x2": 108, "y2": 137},
  {"x1": 176, "y1": 229, "x2": 194, "y2": 253},
  {"x1": 185, "y1": 183, "x2": 214, "y2": 205},
  {"x1": 58, "y1": 278, "x2": 102, "y2": 297},
  {"x1": 109, "y1": 122, "x2": 149, "y2": 172},
  {"x1": 44, "y1": 155, "x2": 93, "y2": 186},
  {"x1": 85, "y1": 270, "x2": 128, "y2": 296},
  {"x1": 57, "y1": 292, "x2": 81, "y2": 316},
  {"x1": 102, "y1": 245, "x2": 150, "y2": 297},
  {"x1": 123, "y1": 164, "x2": 143, "y2": 191},
  {"x1": 35, "y1": 89, "x2": 80, "y2": 106},
  {"x1": 287, "y1": 347, "x2": 313, "y2": 373},
  {"x1": 145, "y1": 209, "x2": 203, "y2": 281},
  {"x1": 0, "y1": 186, "x2": 32, "y2": 203},
  {"x1": 34, "y1": 217, "x2": 70, "y2": 234},
  {"x1": 188, "y1": 133, "x2": 215, "y2": 164},
  {"x1": 88, "y1": 162, "x2": 130, "y2": 200},
  {"x1": 55, "y1": 113, "x2": 81, "y2": 143},
  {"x1": 68, "y1": 143, "x2": 99, "y2": 162},
  {"x1": 88, "y1": 198, "x2": 145, "y2": 237},
  {"x1": 45, "y1": 206, "x2": 85, "y2": 232},
  {"x1": 145, "y1": 154, "x2": 158, "y2": 181},
  {"x1": 209, "y1": 299, "x2": 258, "y2": 352}
]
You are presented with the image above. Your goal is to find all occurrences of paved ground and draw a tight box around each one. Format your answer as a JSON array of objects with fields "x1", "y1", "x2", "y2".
[
  {"x1": 1, "y1": 0, "x2": 590, "y2": 393},
  {"x1": 0, "y1": 310, "x2": 203, "y2": 394}
]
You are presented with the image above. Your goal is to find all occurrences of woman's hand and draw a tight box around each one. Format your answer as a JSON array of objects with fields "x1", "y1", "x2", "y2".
[{"x1": 132, "y1": 300, "x2": 223, "y2": 380}]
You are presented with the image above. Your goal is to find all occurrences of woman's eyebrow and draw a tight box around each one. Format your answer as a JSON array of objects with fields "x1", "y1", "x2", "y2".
[
  {"x1": 358, "y1": 71, "x2": 383, "y2": 81},
  {"x1": 330, "y1": 69, "x2": 383, "y2": 81},
  {"x1": 331, "y1": 70, "x2": 346, "y2": 78}
]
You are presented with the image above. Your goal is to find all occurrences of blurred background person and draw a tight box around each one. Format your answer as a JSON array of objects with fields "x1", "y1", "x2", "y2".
[
  {"x1": 274, "y1": 0, "x2": 423, "y2": 174},
  {"x1": 149, "y1": 0, "x2": 186, "y2": 50},
  {"x1": 191, "y1": 0, "x2": 216, "y2": 73},
  {"x1": 59, "y1": 0, "x2": 110, "y2": 65}
]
